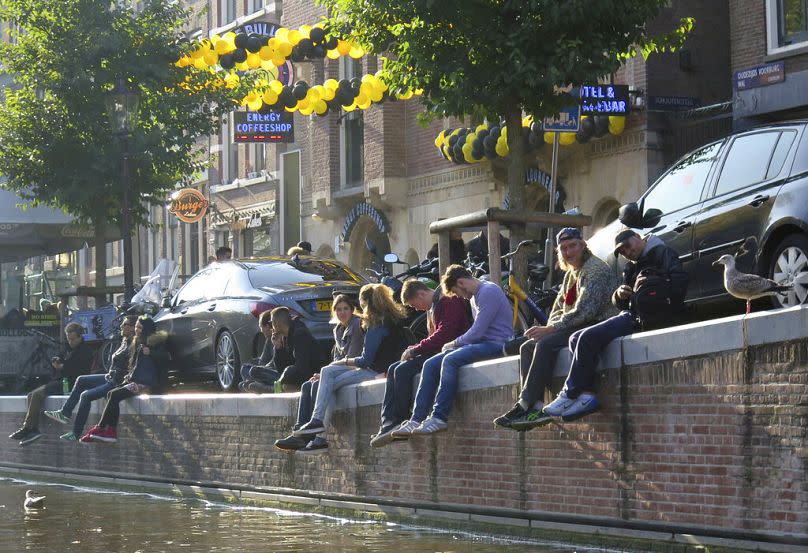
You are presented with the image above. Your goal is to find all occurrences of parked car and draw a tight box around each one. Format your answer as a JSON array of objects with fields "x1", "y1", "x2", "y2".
[
  {"x1": 154, "y1": 255, "x2": 366, "y2": 391},
  {"x1": 588, "y1": 120, "x2": 808, "y2": 311}
]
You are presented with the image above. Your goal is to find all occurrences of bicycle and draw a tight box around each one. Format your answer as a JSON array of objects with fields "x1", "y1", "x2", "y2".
[{"x1": 501, "y1": 240, "x2": 552, "y2": 335}]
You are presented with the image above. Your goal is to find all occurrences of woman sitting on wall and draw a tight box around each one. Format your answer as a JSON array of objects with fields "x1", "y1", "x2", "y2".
[
  {"x1": 80, "y1": 315, "x2": 169, "y2": 444},
  {"x1": 274, "y1": 294, "x2": 365, "y2": 452},
  {"x1": 277, "y1": 283, "x2": 408, "y2": 454}
]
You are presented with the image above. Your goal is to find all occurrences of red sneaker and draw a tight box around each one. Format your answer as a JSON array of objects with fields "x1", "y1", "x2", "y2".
[
  {"x1": 85, "y1": 425, "x2": 102, "y2": 436},
  {"x1": 91, "y1": 426, "x2": 117, "y2": 443},
  {"x1": 79, "y1": 432, "x2": 95, "y2": 444}
]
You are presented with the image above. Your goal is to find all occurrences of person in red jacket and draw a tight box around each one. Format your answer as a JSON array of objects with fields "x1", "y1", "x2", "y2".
[{"x1": 370, "y1": 280, "x2": 471, "y2": 448}]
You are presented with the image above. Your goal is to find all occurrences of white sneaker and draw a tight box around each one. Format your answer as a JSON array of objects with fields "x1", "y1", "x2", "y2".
[
  {"x1": 542, "y1": 390, "x2": 575, "y2": 417},
  {"x1": 411, "y1": 416, "x2": 448, "y2": 435},
  {"x1": 559, "y1": 393, "x2": 600, "y2": 421},
  {"x1": 390, "y1": 419, "x2": 421, "y2": 437}
]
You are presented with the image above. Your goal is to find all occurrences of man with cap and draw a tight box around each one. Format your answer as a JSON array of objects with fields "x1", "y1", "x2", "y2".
[
  {"x1": 493, "y1": 227, "x2": 618, "y2": 430},
  {"x1": 542, "y1": 229, "x2": 688, "y2": 421}
]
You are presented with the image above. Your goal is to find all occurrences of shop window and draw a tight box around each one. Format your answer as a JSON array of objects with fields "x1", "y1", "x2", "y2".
[
  {"x1": 339, "y1": 58, "x2": 364, "y2": 188},
  {"x1": 767, "y1": 0, "x2": 808, "y2": 53},
  {"x1": 222, "y1": 0, "x2": 237, "y2": 24},
  {"x1": 249, "y1": 0, "x2": 264, "y2": 15}
]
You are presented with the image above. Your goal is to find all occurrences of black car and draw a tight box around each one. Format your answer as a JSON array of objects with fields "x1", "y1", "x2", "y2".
[
  {"x1": 589, "y1": 120, "x2": 808, "y2": 310},
  {"x1": 154, "y1": 255, "x2": 366, "y2": 391}
]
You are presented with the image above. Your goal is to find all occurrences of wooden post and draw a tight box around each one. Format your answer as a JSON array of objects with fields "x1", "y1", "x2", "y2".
[
  {"x1": 437, "y1": 230, "x2": 450, "y2": 278},
  {"x1": 487, "y1": 220, "x2": 501, "y2": 287}
]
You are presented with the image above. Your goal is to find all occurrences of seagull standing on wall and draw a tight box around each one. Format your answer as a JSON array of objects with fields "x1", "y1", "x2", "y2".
[
  {"x1": 713, "y1": 254, "x2": 793, "y2": 314},
  {"x1": 23, "y1": 490, "x2": 45, "y2": 510}
]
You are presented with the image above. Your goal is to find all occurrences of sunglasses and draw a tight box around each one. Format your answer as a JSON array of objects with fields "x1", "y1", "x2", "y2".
[{"x1": 261, "y1": 321, "x2": 272, "y2": 327}]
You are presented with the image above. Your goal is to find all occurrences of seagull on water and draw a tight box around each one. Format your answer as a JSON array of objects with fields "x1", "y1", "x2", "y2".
[
  {"x1": 23, "y1": 490, "x2": 45, "y2": 510},
  {"x1": 713, "y1": 254, "x2": 792, "y2": 314}
]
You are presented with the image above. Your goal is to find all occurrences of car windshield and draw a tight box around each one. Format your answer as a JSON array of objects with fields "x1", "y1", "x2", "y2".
[{"x1": 246, "y1": 258, "x2": 361, "y2": 288}]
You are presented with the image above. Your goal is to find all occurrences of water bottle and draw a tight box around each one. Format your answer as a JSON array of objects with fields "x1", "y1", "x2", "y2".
[
  {"x1": 62, "y1": 378, "x2": 69, "y2": 394},
  {"x1": 564, "y1": 206, "x2": 581, "y2": 216},
  {"x1": 273, "y1": 380, "x2": 282, "y2": 394}
]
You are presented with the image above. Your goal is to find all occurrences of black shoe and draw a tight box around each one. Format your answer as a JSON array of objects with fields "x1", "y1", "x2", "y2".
[
  {"x1": 9, "y1": 428, "x2": 27, "y2": 440},
  {"x1": 274, "y1": 434, "x2": 309, "y2": 452},
  {"x1": 18, "y1": 430, "x2": 42, "y2": 446},
  {"x1": 493, "y1": 404, "x2": 526, "y2": 429},
  {"x1": 299, "y1": 436, "x2": 328, "y2": 455},
  {"x1": 293, "y1": 418, "x2": 325, "y2": 437},
  {"x1": 510, "y1": 408, "x2": 553, "y2": 431}
]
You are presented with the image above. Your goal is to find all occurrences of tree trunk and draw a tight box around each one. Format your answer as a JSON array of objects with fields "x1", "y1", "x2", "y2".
[
  {"x1": 93, "y1": 220, "x2": 107, "y2": 307},
  {"x1": 504, "y1": 103, "x2": 527, "y2": 289}
]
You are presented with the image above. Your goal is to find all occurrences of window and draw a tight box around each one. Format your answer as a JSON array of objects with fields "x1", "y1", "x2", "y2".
[
  {"x1": 223, "y1": 0, "x2": 237, "y2": 24},
  {"x1": 643, "y1": 141, "x2": 723, "y2": 215},
  {"x1": 714, "y1": 132, "x2": 780, "y2": 196},
  {"x1": 252, "y1": 143, "x2": 266, "y2": 174},
  {"x1": 249, "y1": 0, "x2": 264, "y2": 14},
  {"x1": 176, "y1": 268, "x2": 215, "y2": 304},
  {"x1": 223, "y1": 115, "x2": 239, "y2": 182},
  {"x1": 767, "y1": 0, "x2": 808, "y2": 52},
  {"x1": 766, "y1": 131, "x2": 797, "y2": 179},
  {"x1": 340, "y1": 58, "x2": 364, "y2": 188},
  {"x1": 246, "y1": 259, "x2": 361, "y2": 288}
]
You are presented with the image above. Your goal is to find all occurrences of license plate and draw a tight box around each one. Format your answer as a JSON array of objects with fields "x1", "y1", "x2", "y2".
[{"x1": 316, "y1": 300, "x2": 332, "y2": 312}]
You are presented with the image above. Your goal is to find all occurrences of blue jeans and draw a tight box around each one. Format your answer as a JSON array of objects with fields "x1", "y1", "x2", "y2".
[
  {"x1": 310, "y1": 364, "x2": 377, "y2": 422},
  {"x1": 295, "y1": 378, "x2": 320, "y2": 428},
  {"x1": 61, "y1": 374, "x2": 116, "y2": 436},
  {"x1": 380, "y1": 357, "x2": 427, "y2": 429},
  {"x1": 412, "y1": 341, "x2": 504, "y2": 423},
  {"x1": 563, "y1": 311, "x2": 638, "y2": 398}
]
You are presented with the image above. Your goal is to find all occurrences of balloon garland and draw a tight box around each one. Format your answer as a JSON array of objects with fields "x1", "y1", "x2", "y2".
[
  {"x1": 176, "y1": 25, "x2": 421, "y2": 116},
  {"x1": 435, "y1": 115, "x2": 627, "y2": 164}
]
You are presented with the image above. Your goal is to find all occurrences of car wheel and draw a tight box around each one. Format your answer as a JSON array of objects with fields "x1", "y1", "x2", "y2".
[
  {"x1": 215, "y1": 330, "x2": 241, "y2": 391},
  {"x1": 769, "y1": 234, "x2": 808, "y2": 308}
]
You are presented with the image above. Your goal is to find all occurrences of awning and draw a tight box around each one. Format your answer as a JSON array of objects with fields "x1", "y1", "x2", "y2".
[{"x1": 0, "y1": 188, "x2": 96, "y2": 262}]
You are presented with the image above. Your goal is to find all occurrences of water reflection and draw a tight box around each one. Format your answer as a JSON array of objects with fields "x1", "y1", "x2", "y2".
[{"x1": 0, "y1": 478, "x2": 604, "y2": 552}]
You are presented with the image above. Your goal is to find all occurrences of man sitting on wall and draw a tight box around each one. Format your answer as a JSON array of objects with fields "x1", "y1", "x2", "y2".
[
  {"x1": 239, "y1": 310, "x2": 280, "y2": 392},
  {"x1": 265, "y1": 307, "x2": 317, "y2": 392},
  {"x1": 493, "y1": 228, "x2": 618, "y2": 431},
  {"x1": 9, "y1": 322, "x2": 94, "y2": 446},
  {"x1": 543, "y1": 229, "x2": 688, "y2": 421},
  {"x1": 393, "y1": 264, "x2": 512, "y2": 436},
  {"x1": 370, "y1": 280, "x2": 471, "y2": 447}
]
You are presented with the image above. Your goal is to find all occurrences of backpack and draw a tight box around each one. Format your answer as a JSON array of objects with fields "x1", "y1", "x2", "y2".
[{"x1": 631, "y1": 268, "x2": 675, "y2": 329}]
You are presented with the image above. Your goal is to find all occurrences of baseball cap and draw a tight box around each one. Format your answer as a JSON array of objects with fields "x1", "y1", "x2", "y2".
[
  {"x1": 613, "y1": 229, "x2": 640, "y2": 256},
  {"x1": 555, "y1": 227, "x2": 582, "y2": 245}
]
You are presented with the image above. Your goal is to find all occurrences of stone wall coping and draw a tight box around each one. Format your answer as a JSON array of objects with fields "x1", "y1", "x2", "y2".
[{"x1": 1, "y1": 305, "x2": 806, "y2": 417}]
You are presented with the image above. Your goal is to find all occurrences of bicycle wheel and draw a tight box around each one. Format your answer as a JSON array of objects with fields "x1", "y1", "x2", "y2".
[{"x1": 99, "y1": 339, "x2": 116, "y2": 372}]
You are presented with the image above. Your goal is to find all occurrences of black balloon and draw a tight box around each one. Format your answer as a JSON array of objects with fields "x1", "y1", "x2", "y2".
[
  {"x1": 293, "y1": 81, "x2": 309, "y2": 100},
  {"x1": 337, "y1": 79, "x2": 351, "y2": 91},
  {"x1": 297, "y1": 38, "x2": 312, "y2": 54},
  {"x1": 290, "y1": 48, "x2": 305, "y2": 62},
  {"x1": 489, "y1": 125, "x2": 501, "y2": 138},
  {"x1": 234, "y1": 33, "x2": 249, "y2": 49},
  {"x1": 521, "y1": 126, "x2": 531, "y2": 142},
  {"x1": 219, "y1": 53, "x2": 235, "y2": 69},
  {"x1": 473, "y1": 137, "x2": 483, "y2": 150},
  {"x1": 575, "y1": 129, "x2": 591, "y2": 144},
  {"x1": 530, "y1": 121, "x2": 541, "y2": 135},
  {"x1": 477, "y1": 129, "x2": 489, "y2": 139},
  {"x1": 483, "y1": 135, "x2": 497, "y2": 150},
  {"x1": 448, "y1": 134, "x2": 459, "y2": 147},
  {"x1": 579, "y1": 117, "x2": 595, "y2": 137},
  {"x1": 324, "y1": 36, "x2": 339, "y2": 50},
  {"x1": 232, "y1": 49, "x2": 247, "y2": 63},
  {"x1": 310, "y1": 45, "x2": 326, "y2": 58},
  {"x1": 338, "y1": 91, "x2": 354, "y2": 106},
  {"x1": 310, "y1": 27, "x2": 326, "y2": 43},
  {"x1": 593, "y1": 116, "x2": 609, "y2": 137},
  {"x1": 279, "y1": 86, "x2": 295, "y2": 107},
  {"x1": 528, "y1": 131, "x2": 540, "y2": 148},
  {"x1": 246, "y1": 37, "x2": 262, "y2": 53}
]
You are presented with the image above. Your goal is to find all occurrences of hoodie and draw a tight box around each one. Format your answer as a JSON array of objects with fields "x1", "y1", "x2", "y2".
[{"x1": 124, "y1": 331, "x2": 170, "y2": 389}]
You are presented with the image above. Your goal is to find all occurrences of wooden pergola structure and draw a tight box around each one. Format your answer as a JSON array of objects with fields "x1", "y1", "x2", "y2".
[{"x1": 429, "y1": 209, "x2": 592, "y2": 287}]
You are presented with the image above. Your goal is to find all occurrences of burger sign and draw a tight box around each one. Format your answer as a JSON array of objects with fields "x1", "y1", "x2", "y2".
[{"x1": 169, "y1": 188, "x2": 209, "y2": 224}]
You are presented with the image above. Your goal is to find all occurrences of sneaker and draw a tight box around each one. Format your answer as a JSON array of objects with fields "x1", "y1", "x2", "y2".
[
  {"x1": 369, "y1": 425, "x2": 398, "y2": 448},
  {"x1": 59, "y1": 431, "x2": 78, "y2": 442},
  {"x1": 18, "y1": 430, "x2": 42, "y2": 446},
  {"x1": 9, "y1": 428, "x2": 27, "y2": 440},
  {"x1": 274, "y1": 434, "x2": 309, "y2": 452},
  {"x1": 390, "y1": 419, "x2": 422, "y2": 438},
  {"x1": 493, "y1": 404, "x2": 526, "y2": 429},
  {"x1": 543, "y1": 390, "x2": 575, "y2": 417},
  {"x1": 412, "y1": 416, "x2": 448, "y2": 435},
  {"x1": 85, "y1": 425, "x2": 102, "y2": 436},
  {"x1": 246, "y1": 381, "x2": 273, "y2": 394},
  {"x1": 298, "y1": 436, "x2": 329, "y2": 455},
  {"x1": 559, "y1": 393, "x2": 600, "y2": 422},
  {"x1": 510, "y1": 408, "x2": 553, "y2": 431},
  {"x1": 79, "y1": 432, "x2": 95, "y2": 444},
  {"x1": 293, "y1": 418, "x2": 325, "y2": 437},
  {"x1": 44, "y1": 410, "x2": 70, "y2": 425},
  {"x1": 91, "y1": 426, "x2": 118, "y2": 443}
]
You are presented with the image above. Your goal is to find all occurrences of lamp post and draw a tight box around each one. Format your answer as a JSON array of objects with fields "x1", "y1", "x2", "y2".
[{"x1": 104, "y1": 78, "x2": 141, "y2": 307}]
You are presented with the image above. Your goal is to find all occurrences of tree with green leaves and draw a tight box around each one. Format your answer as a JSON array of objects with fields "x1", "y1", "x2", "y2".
[
  {"x1": 0, "y1": 0, "x2": 255, "y2": 291},
  {"x1": 322, "y1": 0, "x2": 692, "y2": 280}
]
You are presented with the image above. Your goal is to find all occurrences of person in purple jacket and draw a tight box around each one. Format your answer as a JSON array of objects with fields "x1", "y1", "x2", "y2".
[
  {"x1": 393, "y1": 264, "x2": 512, "y2": 436},
  {"x1": 370, "y1": 280, "x2": 471, "y2": 448}
]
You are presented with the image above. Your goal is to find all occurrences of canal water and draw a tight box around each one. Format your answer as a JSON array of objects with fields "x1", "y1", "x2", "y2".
[{"x1": 0, "y1": 477, "x2": 629, "y2": 553}]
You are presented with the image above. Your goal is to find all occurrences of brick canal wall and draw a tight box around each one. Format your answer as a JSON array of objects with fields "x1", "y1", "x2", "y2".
[{"x1": 1, "y1": 308, "x2": 806, "y2": 550}]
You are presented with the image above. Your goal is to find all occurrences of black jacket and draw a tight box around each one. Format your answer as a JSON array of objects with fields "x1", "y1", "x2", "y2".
[
  {"x1": 58, "y1": 340, "x2": 94, "y2": 387},
  {"x1": 267, "y1": 319, "x2": 316, "y2": 380},
  {"x1": 125, "y1": 331, "x2": 170, "y2": 389},
  {"x1": 106, "y1": 337, "x2": 132, "y2": 385},
  {"x1": 612, "y1": 235, "x2": 689, "y2": 328}
]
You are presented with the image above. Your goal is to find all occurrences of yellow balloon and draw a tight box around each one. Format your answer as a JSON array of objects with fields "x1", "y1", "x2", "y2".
[
  {"x1": 189, "y1": 47, "x2": 204, "y2": 59},
  {"x1": 262, "y1": 90, "x2": 279, "y2": 105},
  {"x1": 324, "y1": 79, "x2": 339, "y2": 90},
  {"x1": 465, "y1": 133, "x2": 477, "y2": 145},
  {"x1": 269, "y1": 80, "x2": 283, "y2": 94},
  {"x1": 299, "y1": 25, "x2": 312, "y2": 38},
  {"x1": 326, "y1": 48, "x2": 341, "y2": 60},
  {"x1": 357, "y1": 98, "x2": 372, "y2": 110},
  {"x1": 369, "y1": 88, "x2": 383, "y2": 102},
  {"x1": 354, "y1": 92, "x2": 369, "y2": 105},
  {"x1": 214, "y1": 39, "x2": 232, "y2": 55},
  {"x1": 285, "y1": 105, "x2": 297, "y2": 112},
  {"x1": 314, "y1": 100, "x2": 328, "y2": 115},
  {"x1": 247, "y1": 97, "x2": 263, "y2": 111},
  {"x1": 297, "y1": 98, "x2": 310, "y2": 110},
  {"x1": 559, "y1": 132, "x2": 576, "y2": 145},
  {"x1": 246, "y1": 53, "x2": 261, "y2": 69},
  {"x1": 287, "y1": 30, "x2": 302, "y2": 45},
  {"x1": 260, "y1": 59, "x2": 275, "y2": 70},
  {"x1": 224, "y1": 73, "x2": 240, "y2": 88},
  {"x1": 271, "y1": 56, "x2": 286, "y2": 67},
  {"x1": 348, "y1": 45, "x2": 364, "y2": 58},
  {"x1": 464, "y1": 151, "x2": 475, "y2": 163},
  {"x1": 399, "y1": 90, "x2": 414, "y2": 100},
  {"x1": 306, "y1": 87, "x2": 321, "y2": 103},
  {"x1": 203, "y1": 51, "x2": 218, "y2": 66},
  {"x1": 544, "y1": 132, "x2": 555, "y2": 144},
  {"x1": 359, "y1": 82, "x2": 374, "y2": 97},
  {"x1": 336, "y1": 40, "x2": 351, "y2": 55},
  {"x1": 434, "y1": 131, "x2": 445, "y2": 148},
  {"x1": 277, "y1": 41, "x2": 293, "y2": 57},
  {"x1": 259, "y1": 45, "x2": 274, "y2": 61},
  {"x1": 193, "y1": 57, "x2": 207, "y2": 69},
  {"x1": 343, "y1": 103, "x2": 356, "y2": 112},
  {"x1": 608, "y1": 116, "x2": 626, "y2": 134},
  {"x1": 235, "y1": 61, "x2": 249, "y2": 71},
  {"x1": 361, "y1": 74, "x2": 375, "y2": 84},
  {"x1": 321, "y1": 87, "x2": 336, "y2": 101},
  {"x1": 476, "y1": 124, "x2": 488, "y2": 133},
  {"x1": 495, "y1": 142, "x2": 509, "y2": 157},
  {"x1": 268, "y1": 37, "x2": 279, "y2": 49},
  {"x1": 299, "y1": 105, "x2": 314, "y2": 116},
  {"x1": 275, "y1": 28, "x2": 289, "y2": 42}
]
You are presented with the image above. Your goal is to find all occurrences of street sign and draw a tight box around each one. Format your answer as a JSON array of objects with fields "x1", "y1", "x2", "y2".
[
  {"x1": 735, "y1": 61, "x2": 785, "y2": 90},
  {"x1": 233, "y1": 111, "x2": 295, "y2": 143},
  {"x1": 578, "y1": 84, "x2": 630, "y2": 115},
  {"x1": 648, "y1": 95, "x2": 700, "y2": 111},
  {"x1": 543, "y1": 106, "x2": 580, "y2": 132}
]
